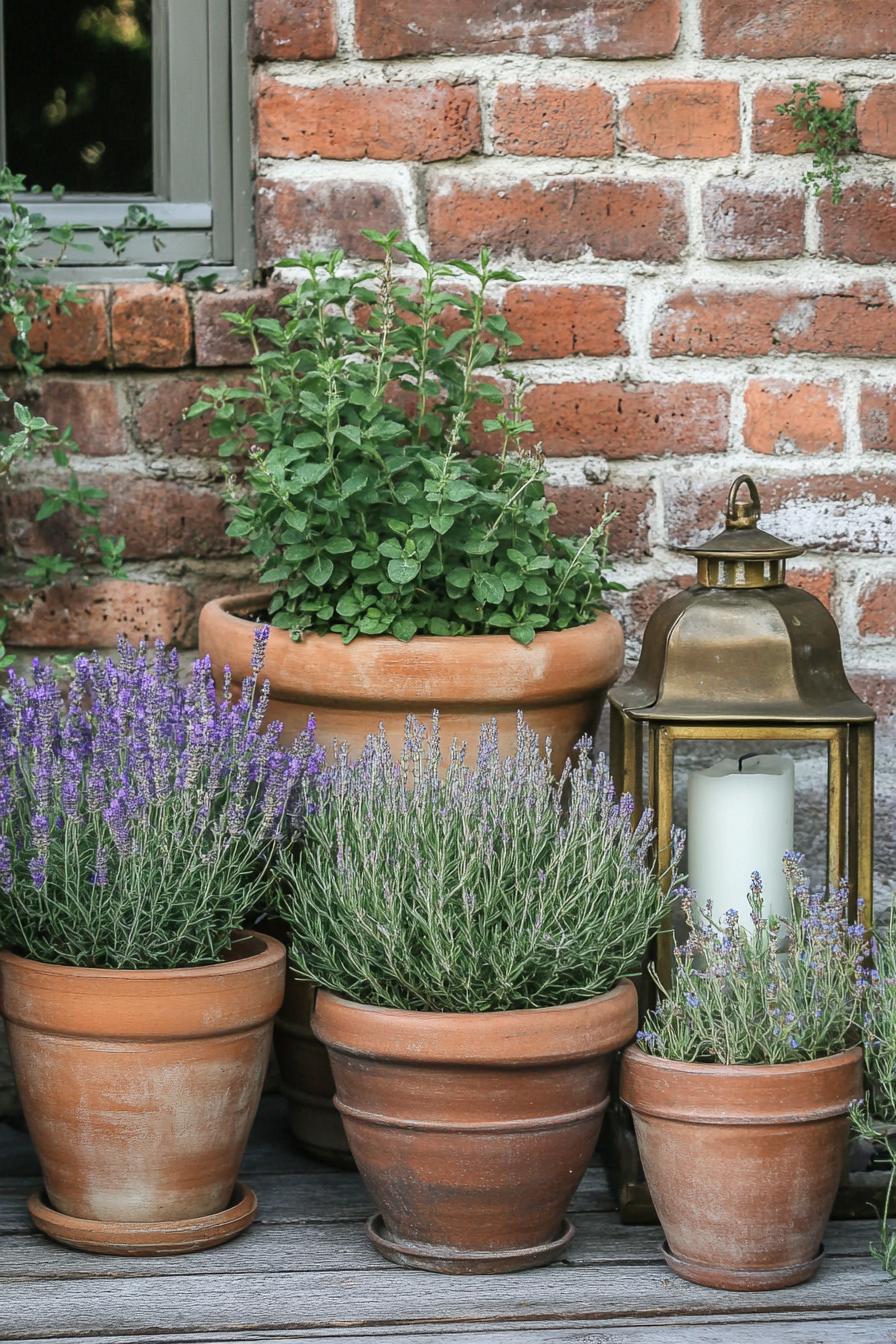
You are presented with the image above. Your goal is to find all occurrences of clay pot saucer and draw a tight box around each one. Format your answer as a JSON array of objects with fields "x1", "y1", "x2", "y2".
[
  {"x1": 661, "y1": 1239, "x2": 825, "y2": 1292},
  {"x1": 28, "y1": 1183, "x2": 257, "y2": 1256},
  {"x1": 367, "y1": 1213, "x2": 575, "y2": 1275}
]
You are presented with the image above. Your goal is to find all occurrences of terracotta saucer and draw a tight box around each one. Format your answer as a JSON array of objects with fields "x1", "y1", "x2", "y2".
[
  {"x1": 28, "y1": 1183, "x2": 257, "y2": 1256},
  {"x1": 366, "y1": 1213, "x2": 575, "y2": 1275},
  {"x1": 661, "y1": 1239, "x2": 825, "y2": 1291}
]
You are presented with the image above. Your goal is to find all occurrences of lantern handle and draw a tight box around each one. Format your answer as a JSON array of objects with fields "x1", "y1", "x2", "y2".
[{"x1": 726, "y1": 475, "x2": 761, "y2": 530}]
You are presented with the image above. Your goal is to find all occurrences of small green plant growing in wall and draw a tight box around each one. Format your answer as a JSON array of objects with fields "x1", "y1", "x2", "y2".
[{"x1": 775, "y1": 82, "x2": 859, "y2": 204}]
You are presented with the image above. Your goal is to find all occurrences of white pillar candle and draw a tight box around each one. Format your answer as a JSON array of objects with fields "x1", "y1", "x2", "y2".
[{"x1": 686, "y1": 753, "x2": 795, "y2": 927}]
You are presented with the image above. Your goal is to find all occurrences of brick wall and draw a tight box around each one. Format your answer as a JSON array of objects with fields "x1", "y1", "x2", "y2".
[{"x1": 2, "y1": 0, "x2": 895, "y2": 894}]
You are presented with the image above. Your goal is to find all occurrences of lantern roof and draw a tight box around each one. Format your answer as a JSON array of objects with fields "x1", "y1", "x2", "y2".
[{"x1": 683, "y1": 474, "x2": 803, "y2": 564}]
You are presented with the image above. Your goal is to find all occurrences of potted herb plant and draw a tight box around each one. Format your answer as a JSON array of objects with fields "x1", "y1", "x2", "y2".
[
  {"x1": 852, "y1": 909, "x2": 896, "y2": 1278},
  {"x1": 0, "y1": 633, "x2": 322, "y2": 1254},
  {"x1": 276, "y1": 716, "x2": 675, "y2": 1274},
  {"x1": 621, "y1": 860, "x2": 865, "y2": 1292},
  {"x1": 195, "y1": 234, "x2": 623, "y2": 764}
]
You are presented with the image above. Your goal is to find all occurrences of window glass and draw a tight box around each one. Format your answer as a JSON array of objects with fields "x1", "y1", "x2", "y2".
[{"x1": 4, "y1": 0, "x2": 152, "y2": 193}]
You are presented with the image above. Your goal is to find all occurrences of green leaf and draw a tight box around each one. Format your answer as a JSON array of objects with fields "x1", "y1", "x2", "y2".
[
  {"x1": 387, "y1": 557, "x2": 420, "y2": 584},
  {"x1": 429, "y1": 514, "x2": 454, "y2": 536},
  {"x1": 445, "y1": 566, "x2": 471, "y2": 590},
  {"x1": 291, "y1": 462, "x2": 330, "y2": 489},
  {"x1": 352, "y1": 551, "x2": 378, "y2": 571},
  {"x1": 323, "y1": 536, "x2": 354, "y2": 554},
  {"x1": 391, "y1": 617, "x2": 417, "y2": 641},
  {"x1": 306, "y1": 555, "x2": 334, "y2": 587},
  {"x1": 473, "y1": 572, "x2": 504, "y2": 605},
  {"x1": 511, "y1": 625, "x2": 536, "y2": 645}
]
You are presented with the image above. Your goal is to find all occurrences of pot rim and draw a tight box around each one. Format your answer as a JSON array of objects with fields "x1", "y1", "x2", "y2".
[
  {"x1": 313, "y1": 978, "x2": 638, "y2": 1066},
  {"x1": 620, "y1": 1041, "x2": 863, "y2": 1079},
  {"x1": 0, "y1": 929, "x2": 282, "y2": 983}
]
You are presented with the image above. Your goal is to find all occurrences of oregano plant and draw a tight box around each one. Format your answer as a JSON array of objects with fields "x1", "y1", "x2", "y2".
[
  {"x1": 776, "y1": 82, "x2": 859, "y2": 204},
  {"x1": 190, "y1": 233, "x2": 616, "y2": 646}
]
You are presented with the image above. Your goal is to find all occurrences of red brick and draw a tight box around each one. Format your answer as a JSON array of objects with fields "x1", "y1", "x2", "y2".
[
  {"x1": 193, "y1": 286, "x2": 287, "y2": 367},
  {"x1": 652, "y1": 284, "x2": 896, "y2": 359},
  {"x1": 702, "y1": 0, "x2": 896, "y2": 57},
  {"x1": 702, "y1": 181, "x2": 804, "y2": 260},
  {"x1": 491, "y1": 84, "x2": 614, "y2": 158},
  {"x1": 858, "y1": 578, "x2": 896, "y2": 638},
  {"x1": 111, "y1": 284, "x2": 192, "y2": 369},
  {"x1": 256, "y1": 177, "x2": 406, "y2": 268},
  {"x1": 858, "y1": 86, "x2": 896, "y2": 157},
  {"x1": 257, "y1": 77, "x2": 481, "y2": 162},
  {"x1": 355, "y1": 0, "x2": 680, "y2": 59},
  {"x1": 819, "y1": 184, "x2": 896, "y2": 265},
  {"x1": 428, "y1": 177, "x2": 686, "y2": 263},
  {"x1": 665, "y1": 474, "x2": 896, "y2": 556},
  {"x1": 547, "y1": 483, "x2": 653, "y2": 559},
  {"x1": 788, "y1": 567, "x2": 834, "y2": 610},
  {"x1": 625, "y1": 574, "x2": 691, "y2": 638},
  {"x1": 253, "y1": 0, "x2": 337, "y2": 58},
  {"x1": 526, "y1": 382, "x2": 729, "y2": 458},
  {"x1": 0, "y1": 377, "x2": 124, "y2": 457},
  {"x1": 621, "y1": 81, "x2": 740, "y2": 159},
  {"x1": 3, "y1": 477, "x2": 236, "y2": 561},
  {"x1": 850, "y1": 672, "x2": 896, "y2": 738},
  {"x1": 0, "y1": 287, "x2": 108, "y2": 369},
  {"x1": 860, "y1": 385, "x2": 896, "y2": 453},
  {"x1": 743, "y1": 380, "x2": 844, "y2": 456},
  {"x1": 752, "y1": 84, "x2": 844, "y2": 155},
  {"x1": 135, "y1": 377, "x2": 242, "y2": 458},
  {"x1": 3, "y1": 579, "x2": 195, "y2": 648},
  {"x1": 502, "y1": 285, "x2": 627, "y2": 358}
]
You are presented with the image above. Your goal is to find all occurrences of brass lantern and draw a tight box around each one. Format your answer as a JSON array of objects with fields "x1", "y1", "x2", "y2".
[{"x1": 609, "y1": 474, "x2": 875, "y2": 977}]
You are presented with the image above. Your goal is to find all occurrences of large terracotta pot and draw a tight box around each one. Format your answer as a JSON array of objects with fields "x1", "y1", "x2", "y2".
[
  {"x1": 274, "y1": 973, "x2": 353, "y2": 1167},
  {"x1": 199, "y1": 592, "x2": 624, "y2": 763},
  {"x1": 0, "y1": 931, "x2": 285, "y2": 1254},
  {"x1": 620, "y1": 1044, "x2": 864, "y2": 1291},
  {"x1": 313, "y1": 980, "x2": 638, "y2": 1274}
]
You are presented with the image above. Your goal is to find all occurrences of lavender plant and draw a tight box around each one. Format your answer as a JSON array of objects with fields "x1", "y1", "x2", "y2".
[
  {"x1": 637, "y1": 857, "x2": 866, "y2": 1066},
  {"x1": 276, "y1": 716, "x2": 678, "y2": 1014},
  {"x1": 852, "y1": 910, "x2": 896, "y2": 1278},
  {"x1": 0, "y1": 630, "x2": 323, "y2": 970}
]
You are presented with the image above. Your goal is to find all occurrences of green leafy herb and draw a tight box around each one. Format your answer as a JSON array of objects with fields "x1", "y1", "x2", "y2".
[{"x1": 775, "y1": 82, "x2": 859, "y2": 204}]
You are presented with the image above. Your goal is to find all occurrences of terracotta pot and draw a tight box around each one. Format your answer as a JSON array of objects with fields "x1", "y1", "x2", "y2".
[
  {"x1": 0, "y1": 932, "x2": 285, "y2": 1252},
  {"x1": 620, "y1": 1044, "x2": 864, "y2": 1291},
  {"x1": 313, "y1": 980, "x2": 638, "y2": 1274},
  {"x1": 274, "y1": 973, "x2": 353, "y2": 1167},
  {"x1": 199, "y1": 592, "x2": 624, "y2": 765}
]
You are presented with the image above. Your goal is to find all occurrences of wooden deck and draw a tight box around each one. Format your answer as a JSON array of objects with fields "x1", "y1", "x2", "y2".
[{"x1": 2, "y1": 1096, "x2": 894, "y2": 1344}]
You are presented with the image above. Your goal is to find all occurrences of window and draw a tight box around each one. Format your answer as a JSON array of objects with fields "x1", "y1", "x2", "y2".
[{"x1": 0, "y1": 0, "x2": 252, "y2": 276}]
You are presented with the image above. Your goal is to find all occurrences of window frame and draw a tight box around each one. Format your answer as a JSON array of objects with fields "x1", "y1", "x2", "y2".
[{"x1": 0, "y1": 0, "x2": 253, "y2": 279}]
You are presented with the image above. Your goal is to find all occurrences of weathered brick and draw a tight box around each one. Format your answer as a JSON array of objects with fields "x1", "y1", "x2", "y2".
[
  {"x1": 256, "y1": 177, "x2": 406, "y2": 267},
  {"x1": 0, "y1": 287, "x2": 108, "y2": 369},
  {"x1": 665, "y1": 474, "x2": 896, "y2": 556},
  {"x1": 788, "y1": 566, "x2": 835, "y2": 610},
  {"x1": 4, "y1": 579, "x2": 195, "y2": 648},
  {"x1": 858, "y1": 86, "x2": 896, "y2": 157},
  {"x1": 502, "y1": 285, "x2": 627, "y2": 358},
  {"x1": 850, "y1": 672, "x2": 896, "y2": 739},
  {"x1": 752, "y1": 84, "x2": 844, "y2": 155},
  {"x1": 491, "y1": 84, "x2": 614, "y2": 158},
  {"x1": 257, "y1": 77, "x2": 482, "y2": 162},
  {"x1": 354, "y1": 0, "x2": 680, "y2": 59},
  {"x1": 253, "y1": 0, "x2": 337, "y2": 58},
  {"x1": 428, "y1": 177, "x2": 686, "y2": 262},
  {"x1": 702, "y1": 0, "x2": 896, "y2": 57},
  {"x1": 547, "y1": 483, "x2": 653, "y2": 559},
  {"x1": 860, "y1": 385, "x2": 896, "y2": 453},
  {"x1": 621, "y1": 81, "x2": 740, "y2": 159},
  {"x1": 703, "y1": 181, "x2": 804, "y2": 260},
  {"x1": 111, "y1": 284, "x2": 192, "y2": 369},
  {"x1": 652, "y1": 284, "x2": 896, "y2": 358},
  {"x1": 3, "y1": 478, "x2": 236, "y2": 561},
  {"x1": 193, "y1": 286, "x2": 287, "y2": 367},
  {"x1": 858, "y1": 578, "x2": 896, "y2": 638},
  {"x1": 819, "y1": 184, "x2": 896, "y2": 265},
  {"x1": 0, "y1": 377, "x2": 124, "y2": 456},
  {"x1": 135, "y1": 377, "x2": 236, "y2": 458},
  {"x1": 743, "y1": 380, "x2": 844, "y2": 456},
  {"x1": 526, "y1": 381, "x2": 729, "y2": 458}
]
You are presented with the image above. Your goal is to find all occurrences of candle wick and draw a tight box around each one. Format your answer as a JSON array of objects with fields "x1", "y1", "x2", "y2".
[{"x1": 738, "y1": 753, "x2": 759, "y2": 773}]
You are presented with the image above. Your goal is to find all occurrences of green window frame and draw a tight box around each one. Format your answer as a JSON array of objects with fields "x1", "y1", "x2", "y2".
[{"x1": 0, "y1": 0, "x2": 253, "y2": 278}]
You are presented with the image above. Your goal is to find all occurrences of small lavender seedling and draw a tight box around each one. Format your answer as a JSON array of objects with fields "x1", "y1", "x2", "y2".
[
  {"x1": 0, "y1": 630, "x2": 324, "y2": 969},
  {"x1": 775, "y1": 82, "x2": 859, "y2": 204},
  {"x1": 276, "y1": 715, "x2": 680, "y2": 1013}
]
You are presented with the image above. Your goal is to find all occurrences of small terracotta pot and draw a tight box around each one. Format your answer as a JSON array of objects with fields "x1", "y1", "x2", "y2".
[
  {"x1": 0, "y1": 932, "x2": 285, "y2": 1252},
  {"x1": 313, "y1": 980, "x2": 638, "y2": 1274},
  {"x1": 274, "y1": 973, "x2": 353, "y2": 1167},
  {"x1": 620, "y1": 1044, "x2": 864, "y2": 1291},
  {"x1": 199, "y1": 592, "x2": 624, "y2": 766}
]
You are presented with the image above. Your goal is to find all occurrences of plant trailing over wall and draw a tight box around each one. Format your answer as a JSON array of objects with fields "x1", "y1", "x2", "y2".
[
  {"x1": 852, "y1": 912, "x2": 896, "y2": 1279},
  {"x1": 637, "y1": 857, "x2": 866, "y2": 1065},
  {"x1": 775, "y1": 82, "x2": 859, "y2": 204},
  {"x1": 0, "y1": 629, "x2": 323, "y2": 969},
  {"x1": 190, "y1": 233, "x2": 615, "y2": 646},
  {"x1": 276, "y1": 715, "x2": 678, "y2": 1012}
]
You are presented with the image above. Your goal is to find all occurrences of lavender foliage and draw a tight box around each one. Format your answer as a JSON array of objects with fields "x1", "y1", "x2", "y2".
[
  {"x1": 637, "y1": 855, "x2": 867, "y2": 1065},
  {"x1": 852, "y1": 909, "x2": 896, "y2": 1279},
  {"x1": 276, "y1": 714, "x2": 679, "y2": 1013},
  {"x1": 0, "y1": 632, "x2": 323, "y2": 969}
]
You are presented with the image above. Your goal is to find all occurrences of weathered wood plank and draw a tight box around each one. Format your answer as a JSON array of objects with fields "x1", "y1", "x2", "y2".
[{"x1": 1, "y1": 1258, "x2": 893, "y2": 1340}]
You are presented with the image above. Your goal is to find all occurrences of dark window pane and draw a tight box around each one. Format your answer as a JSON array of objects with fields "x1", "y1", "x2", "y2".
[{"x1": 4, "y1": 0, "x2": 152, "y2": 194}]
